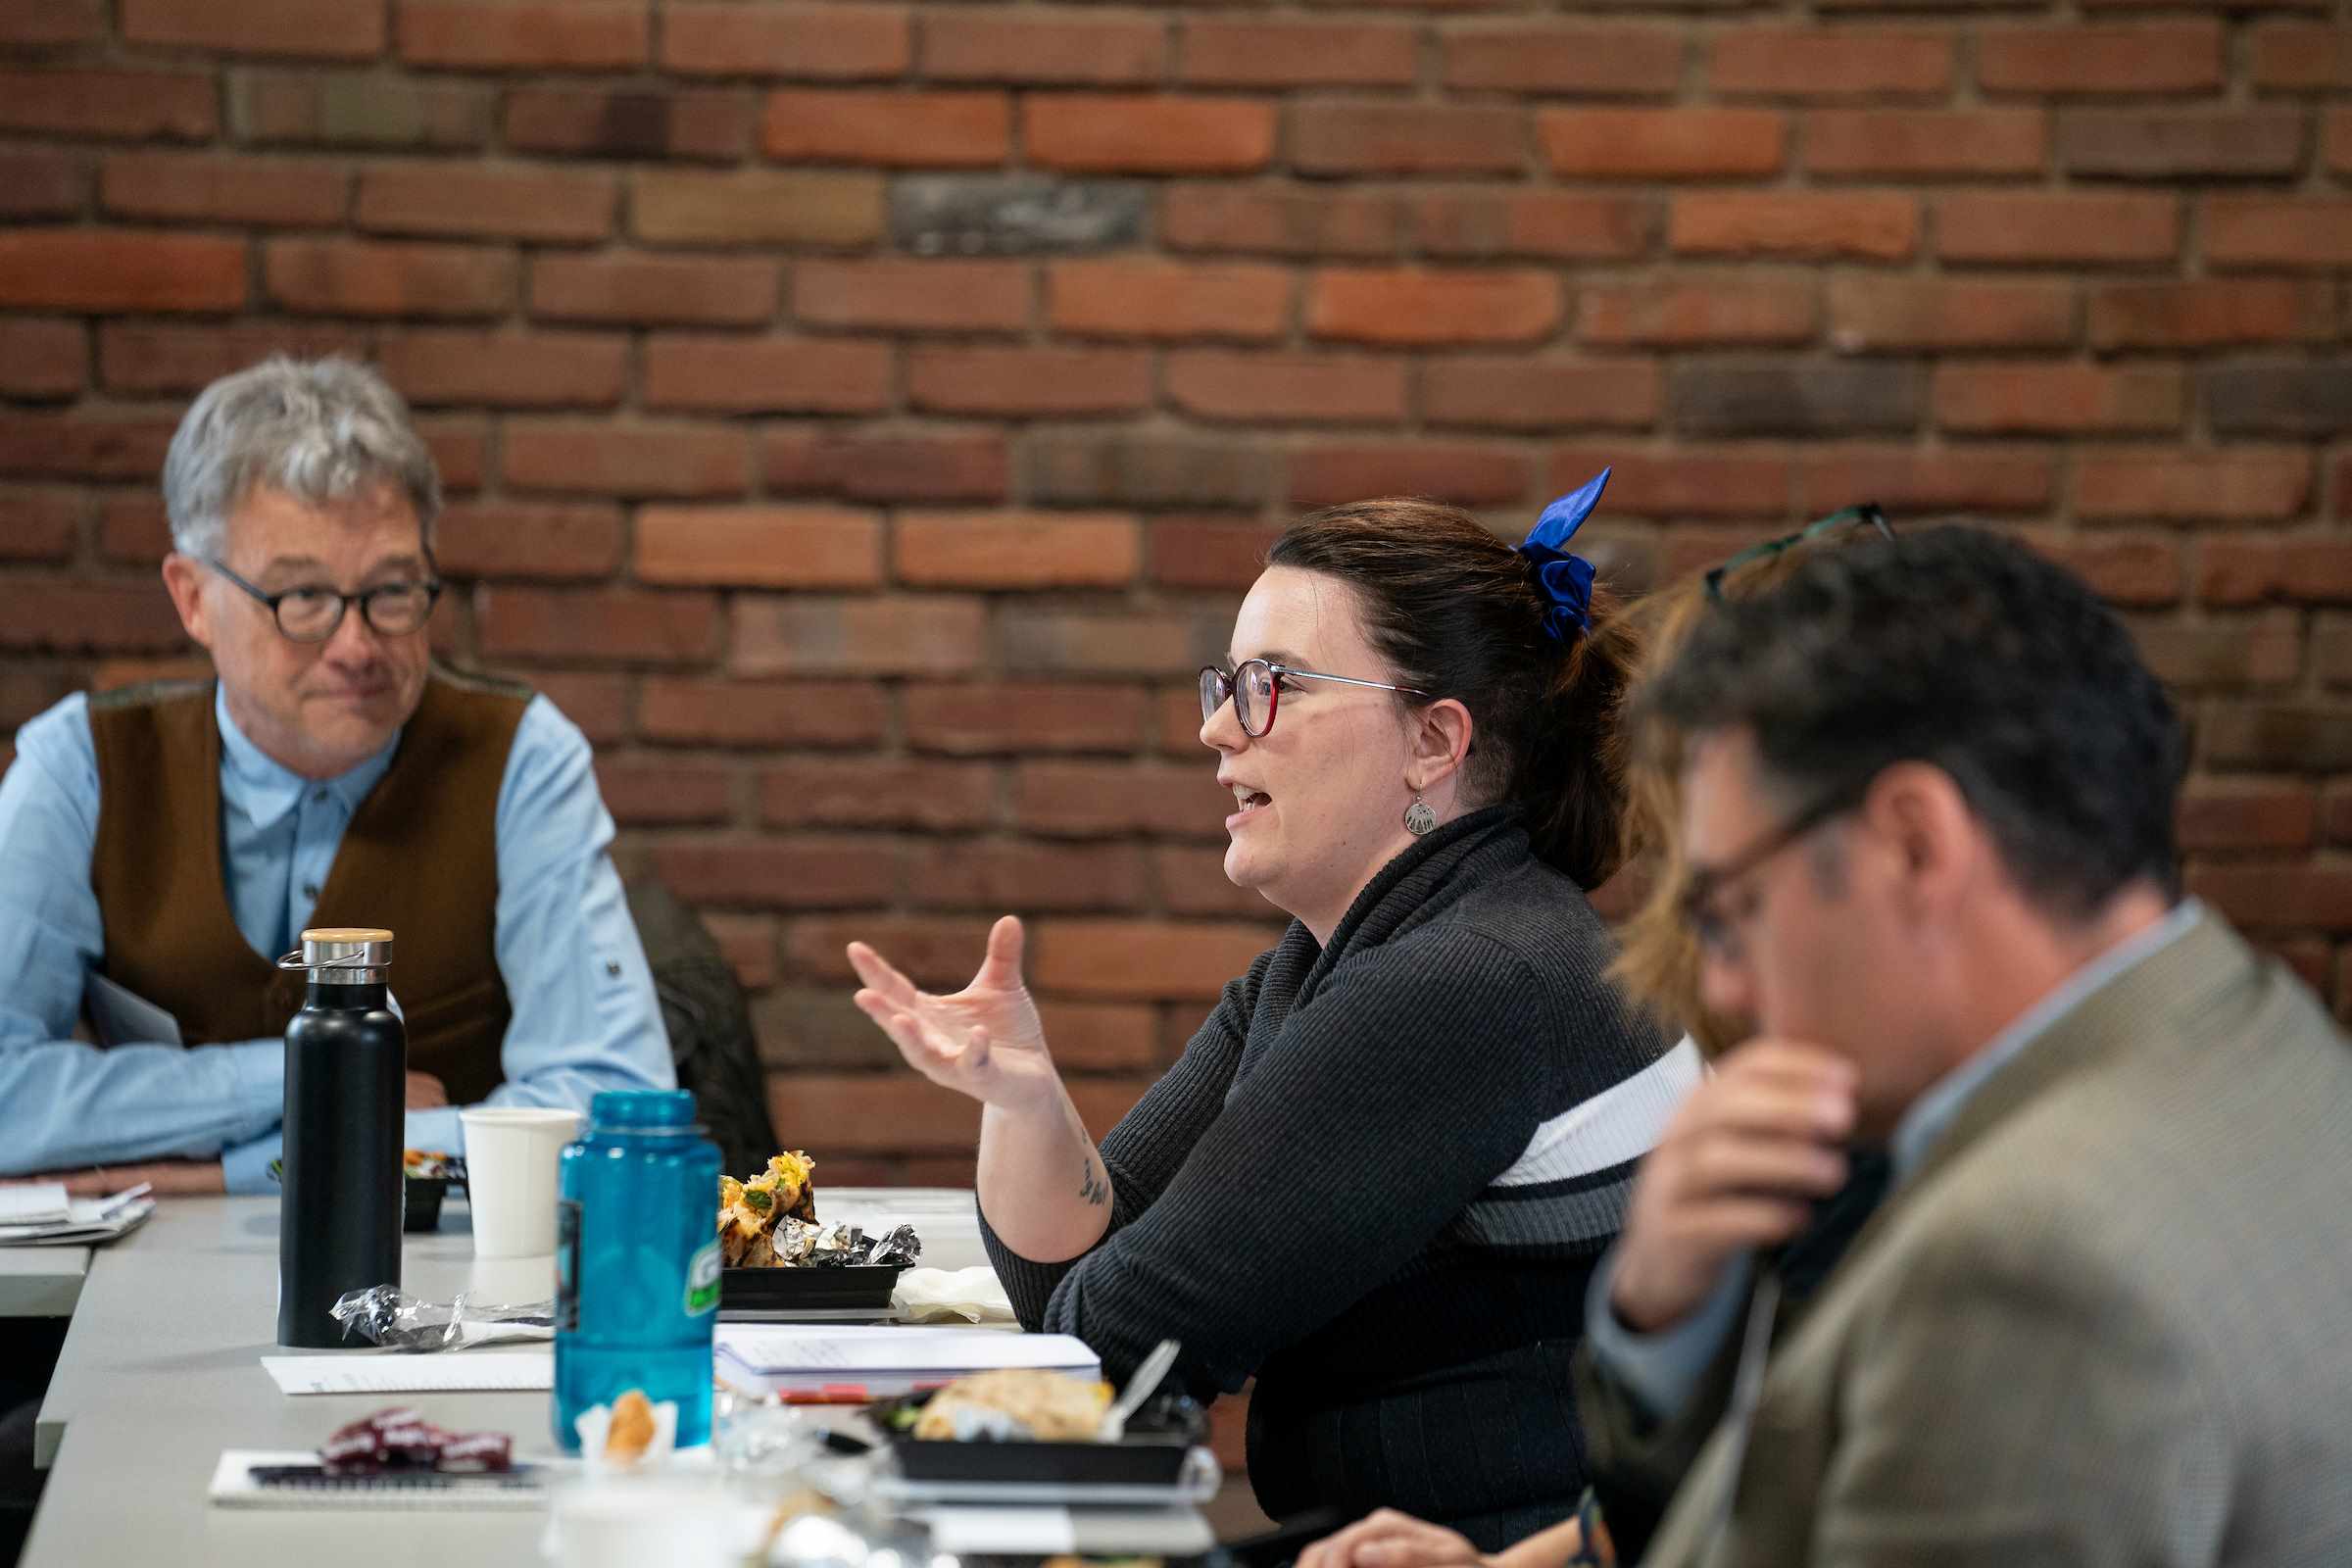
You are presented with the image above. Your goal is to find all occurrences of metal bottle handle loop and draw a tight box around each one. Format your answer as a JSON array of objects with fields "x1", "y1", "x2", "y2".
[{"x1": 273, "y1": 949, "x2": 379, "y2": 974}]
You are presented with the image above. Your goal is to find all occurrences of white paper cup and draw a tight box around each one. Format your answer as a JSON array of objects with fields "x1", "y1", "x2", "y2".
[
  {"x1": 541, "y1": 1474, "x2": 762, "y2": 1568},
  {"x1": 458, "y1": 1106, "x2": 580, "y2": 1258}
]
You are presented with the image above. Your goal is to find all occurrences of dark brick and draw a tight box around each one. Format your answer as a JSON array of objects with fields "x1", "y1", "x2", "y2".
[
  {"x1": 2057, "y1": 110, "x2": 2306, "y2": 178},
  {"x1": 2202, "y1": 364, "x2": 2352, "y2": 437},
  {"x1": 0, "y1": 151, "x2": 85, "y2": 219},
  {"x1": 504, "y1": 87, "x2": 753, "y2": 163},
  {"x1": 1415, "y1": 191, "x2": 1654, "y2": 263},
  {"x1": 1022, "y1": 432, "x2": 1273, "y2": 510},
  {"x1": 1287, "y1": 442, "x2": 1528, "y2": 508},
  {"x1": 2203, "y1": 705, "x2": 2352, "y2": 772},
  {"x1": 1672, "y1": 360, "x2": 1922, "y2": 437},
  {"x1": 231, "y1": 69, "x2": 489, "y2": 149},
  {"x1": 764, "y1": 429, "x2": 1008, "y2": 504},
  {"x1": 2127, "y1": 610, "x2": 2300, "y2": 691}
]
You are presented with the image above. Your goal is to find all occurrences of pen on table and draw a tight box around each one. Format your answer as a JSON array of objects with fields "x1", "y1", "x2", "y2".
[
  {"x1": 779, "y1": 1386, "x2": 880, "y2": 1405},
  {"x1": 99, "y1": 1183, "x2": 153, "y2": 1218}
]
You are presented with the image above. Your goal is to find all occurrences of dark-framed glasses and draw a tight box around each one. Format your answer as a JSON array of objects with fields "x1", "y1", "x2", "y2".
[
  {"x1": 1679, "y1": 776, "x2": 1871, "y2": 960},
  {"x1": 1199, "y1": 658, "x2": 1429, "y2": 740},
  {"x1": 204, "y1": 557, "x2": 444, "y2": 643},
  {"x1": 1704, "y1": 503, "x2": 1892, "y2": 604}
]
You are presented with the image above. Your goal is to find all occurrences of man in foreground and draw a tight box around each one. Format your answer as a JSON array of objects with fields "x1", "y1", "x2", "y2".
[{"x1": 1312, "y1": 527, "x2": 2352, "y2": 1565}]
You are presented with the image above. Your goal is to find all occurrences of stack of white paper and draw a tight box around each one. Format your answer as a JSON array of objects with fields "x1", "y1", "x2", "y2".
[
  {"x1": 0, "y1": 1184, "x2": 72, "y2": 1227},
  {"x1": 713, "y1": 1324, "x2": 1098, "y2": 1398},
  {"x1": 261, "y1": 1352, "x2": 554, "y2": 1396},
  {"x1": 0, "y1": 1186, "x2": 155, "y2": 1247}
]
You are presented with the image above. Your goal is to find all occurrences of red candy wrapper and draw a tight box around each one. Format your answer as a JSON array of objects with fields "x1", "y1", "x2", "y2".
[{"x1": 320, "y1": 1406, "x2": 514, "y2": 1476}]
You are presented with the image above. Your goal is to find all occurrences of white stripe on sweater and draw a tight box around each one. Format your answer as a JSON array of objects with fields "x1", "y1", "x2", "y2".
[{"x1": 1492, "y1": 1034, "x2": 1704, "y2": 1188}]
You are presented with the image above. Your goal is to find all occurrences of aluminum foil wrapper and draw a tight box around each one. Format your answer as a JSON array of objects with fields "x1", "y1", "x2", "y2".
[
  {"x1": 329, "y1": 1285, "x2": 554, "y2": 1352},
  {"x1": 767, "y1": 1220, "x2": 921, "y2": 1270},
  {"x1": 321, "y1": 1406, "x2": 513, "y2": 1476},
  {"x1": 865, "y1": 1223, "x2": 921, "y2": 1267}
]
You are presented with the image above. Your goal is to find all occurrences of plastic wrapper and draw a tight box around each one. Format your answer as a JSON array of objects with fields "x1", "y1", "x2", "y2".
[
  {"x1": 329, "y1": 1284, "x2": 555, "y2": 1352},
  {"x1": 320, "y1": 1406, "x2": 513, "y2": 1476}
]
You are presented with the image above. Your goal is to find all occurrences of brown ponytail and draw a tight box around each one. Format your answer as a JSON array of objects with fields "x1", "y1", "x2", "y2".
[{"x1": 1267, "y1": 498, "x2": 1643, "y2": 889}]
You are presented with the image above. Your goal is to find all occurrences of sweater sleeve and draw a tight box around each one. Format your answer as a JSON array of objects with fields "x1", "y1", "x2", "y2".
[
  {"x1": 982, "y1": 948, "x2": 1271, "y2": 1329},
  {"x1": 1022, "y1": 931, "x2": 1556, "y2": 1396}
]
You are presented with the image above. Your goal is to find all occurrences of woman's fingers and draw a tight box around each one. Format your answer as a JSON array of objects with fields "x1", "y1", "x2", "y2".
[
  {"x1": 845, "y1": 941, "x2": 923, "y2": 1010},
  {"x1": 1302, "y1": 1510, "x2": 1442, "y2": 1568},
  {"x1": 971, "y1": 914, "x2": 1027, "y2": 992},
  {"x1": 1352, "y1": 1513, "x2": 1480, "y2": 1568},
  {"x1": 1358, "y1": 1538, "x2": 1482, "y2": 1568}
]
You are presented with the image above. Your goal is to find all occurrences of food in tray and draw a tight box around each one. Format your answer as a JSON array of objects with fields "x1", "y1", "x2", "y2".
[
  {"x1": 403, "y1": 1149, "x2": 465, "y2": 1181},
  {"x1": 901, "y1": 1368, "x2": 1115, "y2": 1443},
  {"x1": 715, "y1": 1153, "x2": 923, "y2": 1271},
  {"x1": 718, "y1": 1152, "x2": 818, "y2": 1267}
]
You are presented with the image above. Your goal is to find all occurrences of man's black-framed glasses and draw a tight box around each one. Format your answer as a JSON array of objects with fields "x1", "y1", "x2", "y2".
[
  {"x1": 1199, "y1": 659, "x2": 1429, "y2": 740},
  {"x1": 204, "y1": 557, "x2": 444, "y2": 643},
  {"x1": 1679, "y1": 776, "x2": 1873, "y2": 959},
  {"x1": 1704, "y1": 503, "x2": 1892, "y2": 604}
]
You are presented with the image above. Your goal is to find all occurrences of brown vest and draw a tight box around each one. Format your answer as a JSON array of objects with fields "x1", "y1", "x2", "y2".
[{"x1": 85, "y1": 667, "x2": 532, "y2": 1104}]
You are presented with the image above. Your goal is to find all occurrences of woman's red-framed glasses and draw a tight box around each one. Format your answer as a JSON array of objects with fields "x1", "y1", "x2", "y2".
[{"x1": 1198, "y1": 659, "x2": 1429, "y2": 740}]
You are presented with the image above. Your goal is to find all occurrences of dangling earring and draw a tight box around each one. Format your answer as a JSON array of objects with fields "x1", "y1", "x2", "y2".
[{"x1": 1403, "y1": 798, "x2": 1437, "y2": 836}]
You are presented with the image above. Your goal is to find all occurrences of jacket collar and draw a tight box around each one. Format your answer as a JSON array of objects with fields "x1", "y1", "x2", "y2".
[{"x1": 1813, "y1": 907, "x2": 2259, "y2": 1287}]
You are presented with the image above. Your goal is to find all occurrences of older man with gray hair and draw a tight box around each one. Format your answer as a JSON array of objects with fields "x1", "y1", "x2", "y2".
[{"x1": 0, "y1": 356, "x2": 673, "y2": 1196}]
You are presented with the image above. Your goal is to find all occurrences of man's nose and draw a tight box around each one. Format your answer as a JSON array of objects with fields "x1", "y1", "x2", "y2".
[{"x1": 319, "y1": 602, "x2": 382, "y2": 664}]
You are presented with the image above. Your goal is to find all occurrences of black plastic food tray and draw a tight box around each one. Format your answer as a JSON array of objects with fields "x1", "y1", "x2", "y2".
[
  {"x1": 879, "y1": 1391, "x2": 1205, "y2": 1486},
  {"x1": 719, "y1": 1264, "x2": 905, "y2": 1313}
]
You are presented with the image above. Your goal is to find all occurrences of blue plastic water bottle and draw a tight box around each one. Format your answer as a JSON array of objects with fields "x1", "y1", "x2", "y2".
[{"x1": 553, "y1": 1090, "x2": 724, "y2": 1451}]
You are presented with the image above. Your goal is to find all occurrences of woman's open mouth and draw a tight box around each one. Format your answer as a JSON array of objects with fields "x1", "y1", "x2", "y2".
[{"x1": 1227, "y1": 787, "x2": 1271, "y2": 828}]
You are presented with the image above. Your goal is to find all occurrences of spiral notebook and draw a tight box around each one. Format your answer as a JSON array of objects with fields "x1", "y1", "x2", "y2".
[
  {"x1": 208, "y1": 1451, "x2": 553, "y2": 1510},
  {"x1": 260, "y1": 1351, "x2": 554, "y2": 1396},
  {"x1": 713, "y1": 1324, "x2": 1098, "y2": 1398}
]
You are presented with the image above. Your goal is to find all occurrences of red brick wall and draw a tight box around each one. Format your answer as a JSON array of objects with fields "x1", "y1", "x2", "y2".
[{"x1": 2, "y1": 2, "x2": 2349, "y2": 1182}]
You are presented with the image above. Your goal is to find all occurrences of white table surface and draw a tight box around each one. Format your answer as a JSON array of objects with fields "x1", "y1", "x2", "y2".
[
  {"x1": 22, "y1": 1188, "x2": 987, "y2": 1568},
  {"x1": 0, "y1": 1246, "x2": 90, "y2": 1318}
]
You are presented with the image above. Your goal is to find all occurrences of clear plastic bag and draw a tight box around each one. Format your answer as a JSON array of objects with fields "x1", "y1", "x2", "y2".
[{"x1": 329, "y1": 1284, "x2": 555, "y2": 1351}]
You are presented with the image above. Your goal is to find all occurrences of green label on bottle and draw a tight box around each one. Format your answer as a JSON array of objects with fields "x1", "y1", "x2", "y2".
[{"x1": 684, "y1": 1239, "x2": 721, "y2": 1316}]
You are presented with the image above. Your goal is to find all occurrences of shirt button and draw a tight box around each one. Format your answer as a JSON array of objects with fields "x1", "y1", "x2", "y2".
[
  {"x1": 302, "y1": 883, "x2": 319, "y2": 900},
  {"x1": 313, "y1": 790, "x2": 329, "y2": 806}
]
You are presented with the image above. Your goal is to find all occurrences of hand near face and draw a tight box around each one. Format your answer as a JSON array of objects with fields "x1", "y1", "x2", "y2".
[
  {"x1": 848, "y1": 916, "x2": 1058, "y2": 1112},
  {"x1": 1608, "y1": 1038, "x2": 1856, "y2": 1334},
  {"x1": 405, "y1": 1070, "x2": 448, "y2": 1109}
]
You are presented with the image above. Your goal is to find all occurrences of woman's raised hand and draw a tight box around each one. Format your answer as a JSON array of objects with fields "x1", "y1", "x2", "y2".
[{"x1": 848, "y1": 915, "x2": 1056, "y2": 1111}]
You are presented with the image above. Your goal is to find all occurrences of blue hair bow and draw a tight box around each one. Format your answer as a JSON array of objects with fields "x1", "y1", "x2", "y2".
[{"x1": 1519, "y1": 466, "x2": 1608, "y2": 642}]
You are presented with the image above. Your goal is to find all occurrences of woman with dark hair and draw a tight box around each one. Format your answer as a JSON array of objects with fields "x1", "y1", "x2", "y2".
[{"x1": 846, "y1": 474, "x2": 1697, "y2": 1545}]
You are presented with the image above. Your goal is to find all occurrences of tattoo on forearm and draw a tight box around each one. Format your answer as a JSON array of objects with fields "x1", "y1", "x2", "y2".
[{"x1": 1078, "y1": 1152, "x2": 1108, "y2": 1206}]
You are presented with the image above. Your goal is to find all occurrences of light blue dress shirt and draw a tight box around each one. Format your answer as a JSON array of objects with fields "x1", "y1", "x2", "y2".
[
  {"x1": 1585, "y1": 898, "x2": 2206, "y2": 1422},
  {"x1": 0, "y1": 683, "x2": 675, "y2": 1195}
]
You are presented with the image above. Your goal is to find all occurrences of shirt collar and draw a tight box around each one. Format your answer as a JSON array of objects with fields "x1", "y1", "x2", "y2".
[
  {"x1": 214, "y1": 682, "x2": 402, "y2": 829},
  {"x1": 1888, "y1": 897, "x2": 2206, "y2": 1181}
]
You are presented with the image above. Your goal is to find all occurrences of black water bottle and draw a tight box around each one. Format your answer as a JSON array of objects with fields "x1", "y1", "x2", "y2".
[{"x1": 276, "y1": 927, "x2": 406, "y2": 1348}]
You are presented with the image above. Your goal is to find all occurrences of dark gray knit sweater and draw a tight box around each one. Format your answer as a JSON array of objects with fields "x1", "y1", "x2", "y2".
[{"x1": 981, "y1": 808, "x2": 1679, "y2": 1541}]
